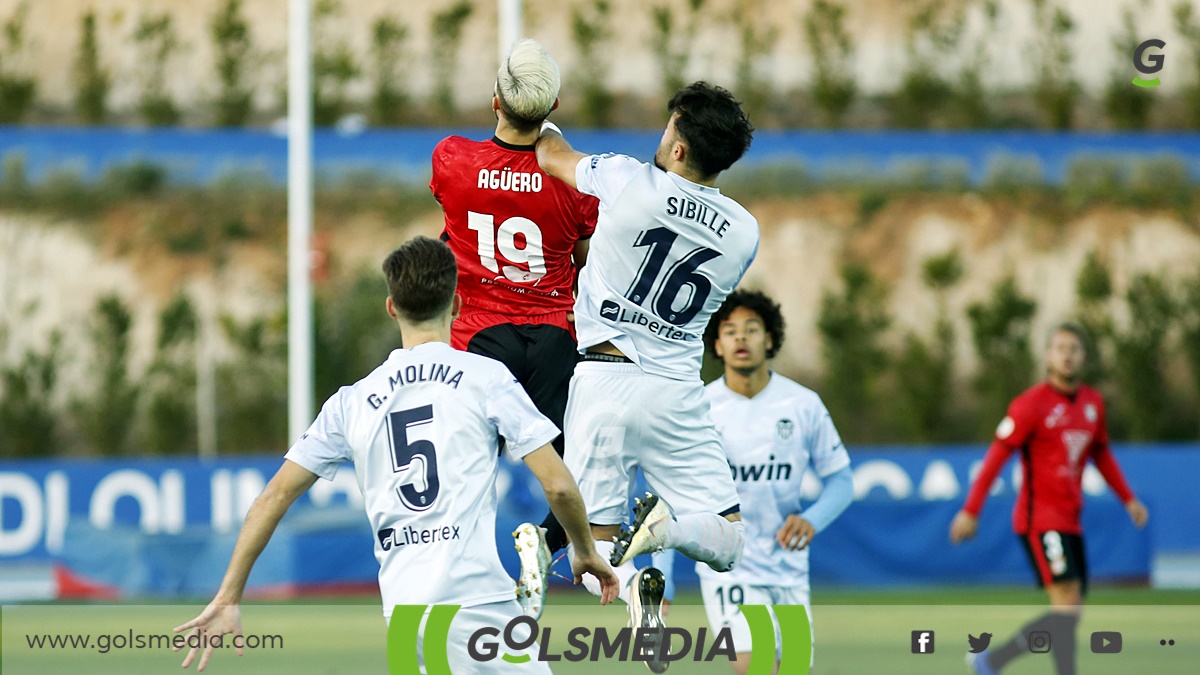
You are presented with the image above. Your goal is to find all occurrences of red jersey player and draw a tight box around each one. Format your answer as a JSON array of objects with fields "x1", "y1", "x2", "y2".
[
  {"x1": 429, "y1": 39, "x2": 597, "y2": 619},
  {"x1": 951, "y1": 322, "x2": 1148, "y2": 675}
]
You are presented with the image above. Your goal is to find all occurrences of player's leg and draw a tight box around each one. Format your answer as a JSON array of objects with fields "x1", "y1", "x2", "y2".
[
  {"x1": 612, "y1": 377, "x2": 745, "y2": 571},
  {"x1": 464, "y1": 322, "x2": 553, "y2": 617},
  {"x1": 771, "y1": 585, "x2": 814, "y2": 674},
  {"x1": 520, "y1": 322, "x2": 580, "y2": 553},
  {"x1": 699, "y1": 578, "x2": 767, "y2": 675},
  {"x1": 980, "y1": 532, "x2": 1084, "y2": 675},
  {"x1": 562, "y1": 360, "x2": 643, "y2": 603},
  {"x1": 440, "y1": 601, "x2": 552, "y2": 674}
]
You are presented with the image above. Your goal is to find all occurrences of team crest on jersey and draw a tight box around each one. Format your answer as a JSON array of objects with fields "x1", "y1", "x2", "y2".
[
  {"x1": 1062, "y1": 430, "x2": 1092, "y2": 465},
  {"x1": 777, "y1": 419, "x2": 795, "y2": 440},
  {"x1": 1084, "y1": 403, "x2": 1098, "y2": 422},
  {"x1": 1045, "y1": 403, "x2": 1068, "y2": 428}
]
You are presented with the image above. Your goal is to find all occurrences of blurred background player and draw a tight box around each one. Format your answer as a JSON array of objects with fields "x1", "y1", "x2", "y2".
[
  {"x1": 429, "y1": 38, "x2": 598, "y2": 618},
  {"x1": 174, "y1": 237, "x2": 616, "y2": 672},
  {"x1": 950, "y1": 322, "x2": 1149, "y2": 675},
  {"x1": 536, "y1": 81, "x2": 757, "y2": 671},
  {"x1": 701, "y1": 290, "x2": 853, "y2": 674}
]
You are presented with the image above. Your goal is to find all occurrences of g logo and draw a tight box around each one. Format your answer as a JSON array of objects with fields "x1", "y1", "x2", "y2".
[{"x1": 1132, "y1": 39, "x2": 1165, "y2": 87}]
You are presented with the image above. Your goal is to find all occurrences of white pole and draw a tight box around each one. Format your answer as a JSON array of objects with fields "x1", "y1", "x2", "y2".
[
  {"x1": 498, "y1": 0, "x2": 523, "y2": 66},
  {"x1": 288, "y1": 0, "x2": 314, "y2": 442}
]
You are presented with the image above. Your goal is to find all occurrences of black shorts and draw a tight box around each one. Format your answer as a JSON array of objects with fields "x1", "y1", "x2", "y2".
[
  {"x1": 466, "y1": 323, "x2": 578, "y2": 455},
  {"x1": 1020, "y1": 531, "x2": 1089, "y2": 595}
]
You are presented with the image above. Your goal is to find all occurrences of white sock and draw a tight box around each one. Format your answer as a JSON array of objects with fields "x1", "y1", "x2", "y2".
[
  {"x1": 571, "y1": 540, "x2": 638, "y2": 604},
  {"x1": 664, "y1": 514, "x2": 745, "y2": 572}
]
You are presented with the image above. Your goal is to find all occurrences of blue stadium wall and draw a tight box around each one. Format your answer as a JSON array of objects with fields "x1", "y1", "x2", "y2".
[
  {"x1": 3, "y1": 128, "x2": 1200, "y2": 185},
  {"x1": 0, "y1": 446, "x2": 1191, "y2": 599}
]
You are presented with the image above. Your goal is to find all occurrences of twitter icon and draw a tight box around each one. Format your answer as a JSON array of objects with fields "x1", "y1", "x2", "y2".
[{"x1": 968, "y1": 633, "x2": 993, "y2": 653}]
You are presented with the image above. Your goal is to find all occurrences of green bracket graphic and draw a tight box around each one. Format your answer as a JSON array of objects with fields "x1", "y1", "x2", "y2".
[
  {"x1": 387, "y1": 605, "x2": 427, "y2": 674},
  {"x1": 387, "y1": 604, "x2": 460, "y2": 675},
  {"x1": 425, "y1": 605, "x2": 460, "y2": 675},
  {"x1": 774, "y1": 605, "x2": 812, "y2": 673},
  {"x1": 741, "y1": 605, "x2": 775, "y2": 675},
  {"x1": 1132, "y1": 77, "x2": 1161, "y2": 88}
]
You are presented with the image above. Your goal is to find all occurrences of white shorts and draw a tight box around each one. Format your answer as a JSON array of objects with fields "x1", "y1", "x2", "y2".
[
  {"x1": 564, "y1": 361, "x2": 741, "y2": 525},
  {"x1": 407, "y1": 600, "x2": 551, "y2": 674},
  {"x1": 698, "y1": 577, "x2": 813, "y2": 666}
]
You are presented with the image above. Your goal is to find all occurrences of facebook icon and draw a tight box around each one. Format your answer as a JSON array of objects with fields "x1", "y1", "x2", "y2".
[{"x1": 912, "y1": 630, "x2": 936, "y2": 654}]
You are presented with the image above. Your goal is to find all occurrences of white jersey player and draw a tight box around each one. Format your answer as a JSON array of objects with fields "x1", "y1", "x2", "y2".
[
  {"x1": 537, "y1": 82, "x2": 757, "y2": 671},
  {"x1": 700, "y1": 290, "x2": 854, "y2": 674},
  {"x1": 174, "y1": 237, "x2": 617, "y2": 674}
]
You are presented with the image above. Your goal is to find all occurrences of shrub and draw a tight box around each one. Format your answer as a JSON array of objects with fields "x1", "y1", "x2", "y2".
[
  {"x1": 967, "y1": 276, "x2": 1037, "y2": 432},
  {"x1": 648, "y1": 0, "x2": 706, "y2": 97},
  {"x1": 1029, "y1": 0, "x2": 1079, "y2": 129},
  {"x1": 569, "y1": 0, "x2": 615, "y2": 127},
  {"x1": 369, "y1": 15, "x2": 409, "y2": 126},
  {"x1": 817, "y1": 262, "x2": 892, "y2": 441},
  {"x1": 133, "y1": 13, "x2": 182, "y2": 126},
  {"x1": 429, "y1": 0, "x2": 474, "y2": 119},
  {"x1": 75, "y1": 296, "x2": 139, "y2": 456},
  {"x1": 210, "y1": 0, "x2": 255, "y2": 127},
  {"x1": 0, "y1": 1, "x2": 36, "y2": 124},
  {"x1": 803, "y1": 0, "x2": 856, "y2": 127},
  {"x1": 1103, "y1": 5, "x2": 1154, "y2": 130},
  {"x1": 74, "y1": 10, "x2": 110, "y2": 125}
]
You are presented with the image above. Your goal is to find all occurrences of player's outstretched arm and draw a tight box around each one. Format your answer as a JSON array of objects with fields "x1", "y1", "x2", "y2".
[
  {"x1": 522, "y1": 444, "x2": 619, "y2": 604},
  {"x1": 173, "y1": 460, "x2": 319, "y2": 670},
  {"x1": 951, "y1": 439, "x2": 1015, "y2": 544},
  {"x1": 535, "y1": 124, "x2": 587, "y2": 191},
  {"x1": 1091, "y1": 444, "x2": 1148, "y2": 528}
]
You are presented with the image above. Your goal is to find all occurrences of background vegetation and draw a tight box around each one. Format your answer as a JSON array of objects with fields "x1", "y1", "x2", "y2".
[
  {"x1": 2, "y1": 155, "x2": 1199, "y2": 456},
  {"x1": 0, "y1": 0, "x2": 1197, "y2": 129}
]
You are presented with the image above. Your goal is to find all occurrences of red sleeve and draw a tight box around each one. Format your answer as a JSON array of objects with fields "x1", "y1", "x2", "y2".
[
  {"x1": 963, "y1": 440, "x2": 1016, "y2": 516},
  {"x1": 962, "y1": 396, "x2": 1035, "y2": 516},
  {"x1": 429, "y1": 139, "x2": 446, "y2": 203},
  {"x1": 577, "y1": 194, "x2": 598, "y2": 239},
  {"x1": 1092, "y1": 446, "x2": 1135, "y2": 503},
  {"x1": 1090, "y1": 401, "x2": 1134, "y2": 503}
]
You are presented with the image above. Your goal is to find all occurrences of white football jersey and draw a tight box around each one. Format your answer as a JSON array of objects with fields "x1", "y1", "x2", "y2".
[
  {"x1": 285, "y1": 342, "x2": 559, "y2": 616},
  {"x1": 697, "y1": 374, "x2": 850, "y2": 587},
  {"x1": 573, "y1": 154, "x2": 759, "y2": 380}
]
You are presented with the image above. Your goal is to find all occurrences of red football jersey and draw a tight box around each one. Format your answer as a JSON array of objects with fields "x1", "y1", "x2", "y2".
[
  {"x1": 963, "y1": 382, "x2": 1135, "y2": 535},
  {"x1": 430, "y1": 136, "x2": 597, "y2": 320}
]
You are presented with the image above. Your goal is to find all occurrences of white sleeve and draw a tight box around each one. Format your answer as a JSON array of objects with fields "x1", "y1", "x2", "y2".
[
  {"x1": 486, "y1": 369, "x2": 561, "y2": 461},
  {"x1": 574, "y1": 153, "x2": 644, "y2": 204},
  {"x1": 807, "y1": 399, "x2": 851, "y2": 478},
  {"x1": 284, "y1": 388, "x2": 352, "y2": 481}
]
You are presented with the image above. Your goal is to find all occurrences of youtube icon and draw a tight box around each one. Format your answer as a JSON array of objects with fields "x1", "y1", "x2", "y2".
[{"x1": 1091, "y1": 632, "x2": 1122, "y2": 654}]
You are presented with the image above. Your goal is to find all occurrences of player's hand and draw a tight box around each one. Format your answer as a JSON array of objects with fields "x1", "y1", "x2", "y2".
[
  {"x1": 1125, "y1": 499, "x2": 1149, "y2": 529},
  {"x1": 949, "y1": 510, "x2": 978, "y2": 544},
  {"x1": 173, "y1": 601, "x2": 244, "y2": 671},
  {"x1": 571, "y1": 548, "x2": 620, "y2": 605},
  {"x1": 776, "y1": 515, "x2": 816, "y2": 551}
]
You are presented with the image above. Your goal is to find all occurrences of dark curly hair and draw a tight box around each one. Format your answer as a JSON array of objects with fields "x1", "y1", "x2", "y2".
[
  {"x1": 704, "y1": 289, "x2": 786, "y2": 360},
  {"x1": 668, "y1": 81, "x2": 754, "y2": 178}
]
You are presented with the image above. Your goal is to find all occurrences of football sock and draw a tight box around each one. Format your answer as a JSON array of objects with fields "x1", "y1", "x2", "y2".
[
  {"x1": 1051, "y1": 612, "x2": 1080, "y2": 675},
  {"x1": 989, "y1": 610, "x2": 1079, "y2": 672},
  {"x1": 539, "y1": 512, "x2": 568, "y2": 553},
  {"x1": 573, "y1": 540, "x2": 637, "y2": 604},
  {"x1": 664, "y1": 514, "x2": 745, "y2": 572}
]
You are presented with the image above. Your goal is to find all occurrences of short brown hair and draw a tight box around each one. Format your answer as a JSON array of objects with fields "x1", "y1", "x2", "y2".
[
  {"x1": 1048, "y1": 321, "x2": 1089, "y2": 351},
  {"x1": 382, "y1": 236, "x2": 458, "y2": 323}
]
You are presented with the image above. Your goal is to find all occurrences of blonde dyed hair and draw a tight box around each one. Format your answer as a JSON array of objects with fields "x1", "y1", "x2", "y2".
[{"x1": 496, "y1": 39, "x2": 560, "y2": 130}]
